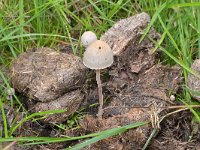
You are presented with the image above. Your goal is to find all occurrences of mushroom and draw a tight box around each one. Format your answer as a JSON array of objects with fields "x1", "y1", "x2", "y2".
[
  {"x1": 83, "y1": 40, "x2": 113, "y2": 119},
  {"x1": 81, "y1": 31, "x2": 97, "y2": 47}
]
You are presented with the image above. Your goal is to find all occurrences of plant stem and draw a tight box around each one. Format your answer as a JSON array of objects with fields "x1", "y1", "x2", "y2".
[{"x1": 96, "y1": 69, "x2": 103, "y2": 119}]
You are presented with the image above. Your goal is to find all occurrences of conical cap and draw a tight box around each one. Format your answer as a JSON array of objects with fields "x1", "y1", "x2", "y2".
[{"x1": 83, "y1": 40, "x2": 113, "y2": 69}]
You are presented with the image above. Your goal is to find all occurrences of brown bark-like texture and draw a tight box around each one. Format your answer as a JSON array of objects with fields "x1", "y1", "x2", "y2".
[
  {"x1": 11, "y1": 47, "x2": 86, "y2": 102},
  {"x1": 10, "y1": 47, "x2": 87, "y2": 123}
]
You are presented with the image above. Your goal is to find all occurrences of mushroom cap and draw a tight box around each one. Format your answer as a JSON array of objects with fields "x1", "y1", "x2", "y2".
[
  {"x1": 81, "y1": 31, "x2": 97, "y2": 47},
  {"x1": 83, "y1": 40, "x2": 113, "y2": 69}
]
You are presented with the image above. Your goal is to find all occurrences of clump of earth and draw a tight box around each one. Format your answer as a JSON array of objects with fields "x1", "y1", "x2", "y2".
[
  {"x1": 10, "y1": 47, "x2": 87, "y2": 123},
  {"x1": 3, "y1": 12, "x2": 199, "y2": 150}
]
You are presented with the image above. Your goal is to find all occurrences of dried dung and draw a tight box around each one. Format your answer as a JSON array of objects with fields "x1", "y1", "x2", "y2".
[
  {"x1": 10, "y1": 47, "x2": 87, "y2": 123},
  {"x1": 104, "y1": 64, "x2": 182, "y2": 117},
  {"x1": 101, "y1": 12, "x2": 151, "y2": 56},
  {"x1": 11, "y1": 47, "x2": 87, "y2": 102},
  {"x1": 80, "y1": 108, "x2": 150, "y2": 150},
  {"x1": 79, "y1": 12, "x2": 182, "y2": 149},
  {"x1": 101, "y1": 12, "x2": 159, "y2": 74},
  {"x1": 34, "y1": 89, "x2": 84, "y2": 123},
  {"x1": 7, "y1": 12, "x2": 187, "y2": 149},
  {"x1": 95, "y1": 12, "x2": 181, "y2": 118},
  {"x1": 188, "y1": 59, "x2": 200, "y2": 102}
]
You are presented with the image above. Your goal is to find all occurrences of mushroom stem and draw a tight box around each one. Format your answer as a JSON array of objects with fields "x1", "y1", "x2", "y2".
[{"x1": 96, "y1": 69, "x2": 103, "y2": 119}]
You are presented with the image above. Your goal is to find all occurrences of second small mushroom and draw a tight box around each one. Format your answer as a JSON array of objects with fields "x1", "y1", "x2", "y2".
[
  {"x1": 81, "y1": 31, "x2": 97, "y2": 47},
  {"x1": 83, "y1": 40, "x2": 113, "y2": 119}
]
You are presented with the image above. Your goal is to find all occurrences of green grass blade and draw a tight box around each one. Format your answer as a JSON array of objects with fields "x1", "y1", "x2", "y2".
[
  {"x1": 9, "y1": 110, "x2": 65, "y2": 136},
  {"x1": 180, "y1": 99, "x2": 200, "y2": 123},
  {"x1": 0, "y1": 99, "x2": 8, "y2": 138},
  {"x1": 19, "y1": 0, "x2": 24, "y2": 52},
  {"x1": 198, "y1": 8, "x2": 200, "y2": 58},
  {"x1": 0, "y1": 121, "x2": 148, "y2": 147},
  {"x1": 169, "y1": 2, "x2": 200, "y2": 8},
  {"x1": 68, "y1": 121, "x2": 148, "y2": 150},
  {"x1": 157, "y1": 14, "x2": 181, "y2": 54},
  {"x1": 151, "y1": 30, "x2": 167, "y2": 54},
  {"x1": 88, "y1": 0, "x2": 108, "y2": 20},
  {"x1": 107, "y1": 0, "x2": 127, "y2": 19},
  {"x1": 139, "y1": 2, "x2": 167, "y2": 43},
  {"x1": 0, "y1": 33, "x2": 75, "y2": 42},
  {"x1": 148, "y1": 36, "x2": 200, "y2": 79}
]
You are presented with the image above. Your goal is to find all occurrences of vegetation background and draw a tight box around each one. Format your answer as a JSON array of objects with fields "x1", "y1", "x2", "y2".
[{"x1": 0, "y1": 0, "x2": 200, "y2": 149}]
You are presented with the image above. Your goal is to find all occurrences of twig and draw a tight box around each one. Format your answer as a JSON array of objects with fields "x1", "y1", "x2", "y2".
[
  {"x1": 159, "y1": 108, "x2": 189, "y2": 123},
  {"x1": 2, "y1": 141, "x2": 17, "y2": 150},
  {"x1": 142, "y1": 107, "x2": 189, "y2": 150},
  {"x1": 103, "y1": 105, "x2": 200, "y2": 110}
]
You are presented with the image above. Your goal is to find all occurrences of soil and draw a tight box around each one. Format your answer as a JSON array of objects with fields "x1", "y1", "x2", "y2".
[{"x1": 1, "y1": 12, "x2": 200, "y2": 150}]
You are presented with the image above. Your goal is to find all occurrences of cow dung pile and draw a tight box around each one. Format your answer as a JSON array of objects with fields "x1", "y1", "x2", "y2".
[{"x1": 9, "y1": 13, "x2": 197, "y2": 150}]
